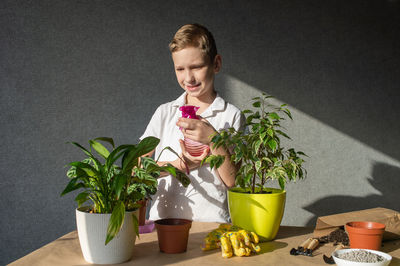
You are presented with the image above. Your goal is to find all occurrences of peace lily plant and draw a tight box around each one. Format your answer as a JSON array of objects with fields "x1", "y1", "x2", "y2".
[
  {"x1": 61, "y1": 136, "x2": 189, "y2": 245},
  {"x1": 204, "y1": 93, "x2": 307, "y2": 192}
]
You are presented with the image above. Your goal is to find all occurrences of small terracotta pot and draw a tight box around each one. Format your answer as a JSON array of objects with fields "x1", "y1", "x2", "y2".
[
  {"x1": 345, "y1": 221, "x2": 386, "y2": 250},
  {"x1": 155, "y1": 218, "x2": 192, "y2": 253},
  {"x1": 138, "y1": 200, "x2": 147, "y2": 226}
]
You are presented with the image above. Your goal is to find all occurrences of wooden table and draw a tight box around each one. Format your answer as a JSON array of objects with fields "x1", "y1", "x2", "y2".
[{"x1": 9, "y1": 222, "x2": 400, "y2": 265}]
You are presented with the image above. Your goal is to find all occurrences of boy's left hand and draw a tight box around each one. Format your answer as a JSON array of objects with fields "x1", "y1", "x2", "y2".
[
  {"x1": 179, "y1": 139, "x2": 209, "y2": 170},
  {"x1": 176, "y1": 117, "x2": 216, "y2": 145}
]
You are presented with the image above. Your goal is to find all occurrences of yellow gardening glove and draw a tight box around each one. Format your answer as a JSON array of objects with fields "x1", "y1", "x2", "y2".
[
  {"x1": 202, "y1": 224, "x2": 261, "y2": 258},
  {"x1": 201, "y1": 223, "x2": 236, "y2": 251},
  {"x1": 222, "y1": 230, "x2": 261, "y2": 258}
]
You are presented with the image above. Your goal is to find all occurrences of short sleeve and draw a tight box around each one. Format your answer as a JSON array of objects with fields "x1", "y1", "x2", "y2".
[
  {"x1": 232, "y1": 111, "x2": 245, "y2": 132},
  {"x1": 140, "y1": 105, "x2": 163, "y2": 140}
]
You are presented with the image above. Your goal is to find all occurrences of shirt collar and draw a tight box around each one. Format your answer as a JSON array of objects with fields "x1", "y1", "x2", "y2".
[{"x1": 172, "y1": 92, "x2": 226, "y2": 118}]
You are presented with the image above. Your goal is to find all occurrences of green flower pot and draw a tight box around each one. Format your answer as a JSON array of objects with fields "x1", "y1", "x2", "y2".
[{"x1": 228, "y1": 187, "x2": 286, "y2": 241}]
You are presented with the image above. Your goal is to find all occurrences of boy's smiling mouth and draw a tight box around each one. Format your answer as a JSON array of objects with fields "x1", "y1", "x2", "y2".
[{"x1": 185, "y1": 83, "x2": 201, "y2": 91}]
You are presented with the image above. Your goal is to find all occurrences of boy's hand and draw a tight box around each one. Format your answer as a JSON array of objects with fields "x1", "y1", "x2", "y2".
[
  {"x1": 176, "y1": 117, "x2": 216, "y2": 145},
  {"x1": 179, "y1": 139, "x2": 209, "y2": 170}
]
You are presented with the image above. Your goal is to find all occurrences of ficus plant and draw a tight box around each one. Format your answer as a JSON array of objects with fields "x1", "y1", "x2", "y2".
[
  {"x1": 61, "y1": 136, "x2": 190, "y2": 245},
  {"x1": 203, "y1": 93, "x2": 307, "y2": 194}
]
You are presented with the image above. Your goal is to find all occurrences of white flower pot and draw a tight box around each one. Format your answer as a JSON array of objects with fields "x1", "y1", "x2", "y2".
[{"x1": 76, "y1": 207, "x2": 138, "y2": 264}]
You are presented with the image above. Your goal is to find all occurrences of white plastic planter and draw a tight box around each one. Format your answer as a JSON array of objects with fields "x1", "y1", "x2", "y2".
[{"x1": 76, "y1": 207, "x2": 138, "y2": 264}]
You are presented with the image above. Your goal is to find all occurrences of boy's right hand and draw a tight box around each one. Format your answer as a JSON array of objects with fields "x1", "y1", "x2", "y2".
[{"x1": 179, "y1": 139, "x2": 209, "y2": 170}]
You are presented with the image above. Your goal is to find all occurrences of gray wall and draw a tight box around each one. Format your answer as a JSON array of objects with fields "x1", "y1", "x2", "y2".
[{"x1": 1, "y1": 0, "x2": 399, "y2": 264}]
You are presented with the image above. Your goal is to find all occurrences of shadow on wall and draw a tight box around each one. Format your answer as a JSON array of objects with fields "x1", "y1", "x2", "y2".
[{"x1": 303, "y1": 162, "x2": 400, "y2": 227}]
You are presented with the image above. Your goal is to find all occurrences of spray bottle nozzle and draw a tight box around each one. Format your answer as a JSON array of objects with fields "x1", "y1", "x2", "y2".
[{"x1": 179, "y1": 105, "x2": 200, "y2": 119}]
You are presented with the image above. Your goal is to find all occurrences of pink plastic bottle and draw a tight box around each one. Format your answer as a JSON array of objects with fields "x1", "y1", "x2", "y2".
[{"x1": 179, "y1": 105, "x2": 209, "y2": 157}]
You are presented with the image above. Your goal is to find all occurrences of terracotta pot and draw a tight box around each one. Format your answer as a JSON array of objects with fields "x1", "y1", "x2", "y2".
[
  {"x1": 155, "y1": 218, "x2": 192, "y2": 253},
  {"x1": 345, "y1": 221, "x2": 386, "y2": 250},
  {"x1": 138, "y1": 200, "x2": 147, "y2": 226}
]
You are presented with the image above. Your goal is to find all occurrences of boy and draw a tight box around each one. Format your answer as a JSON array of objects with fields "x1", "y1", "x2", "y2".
[{"x1": 140, "y1": 24, "x2": 243, "y2": 222}]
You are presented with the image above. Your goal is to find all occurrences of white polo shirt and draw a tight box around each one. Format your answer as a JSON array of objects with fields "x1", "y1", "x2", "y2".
[{"x1": 140, "y1": 92, "x2": 243, "y2": 222}]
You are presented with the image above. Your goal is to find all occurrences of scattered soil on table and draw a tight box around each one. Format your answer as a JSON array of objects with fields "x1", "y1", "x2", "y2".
[{"x1": 318, "y1": 228, "x2": 349, "y2": 246}]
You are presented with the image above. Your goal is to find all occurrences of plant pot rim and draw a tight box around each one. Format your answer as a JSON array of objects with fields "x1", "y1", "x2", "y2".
[
  {"x1": 155, "y1": 218, "x2": 192, "y2": 226},
  {"x1": 228, "y1": 187, "x2": 286, "y2": 195},
  {"x1": 76, "y1": 206, "x2": 138, "y2": 214},
  {"x1": 346, "y1": 221, "x2": 386, "y2": 234}
]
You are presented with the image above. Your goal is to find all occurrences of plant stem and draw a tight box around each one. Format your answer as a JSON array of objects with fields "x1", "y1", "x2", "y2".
[
  {"x1": 252, "y1": 163, "x2": 256, "y2": 194},
  {"x1": 261, "y1": 172, "x2": 265, "y2": 192}
]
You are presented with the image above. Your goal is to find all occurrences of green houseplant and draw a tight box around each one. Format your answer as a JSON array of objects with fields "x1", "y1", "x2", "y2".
[
  {"x1": 204, "y1": 93, "x2": 306, "y2": 240},
  {"x1": 61, "y1": 136, "x2": 189, "y2": 264}
]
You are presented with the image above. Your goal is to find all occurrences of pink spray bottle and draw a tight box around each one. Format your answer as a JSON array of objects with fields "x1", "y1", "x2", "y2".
[{"x1": 179, "y1": 105, "x2": 209, "y2": 157}]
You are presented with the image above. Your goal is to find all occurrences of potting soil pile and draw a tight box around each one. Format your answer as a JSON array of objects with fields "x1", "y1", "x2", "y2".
[
  {"x1": 337, "y1": 250, "x2": 386, "y2": 263},
  {"x1": 318, "y1": 228, "x2": 349, "y2": 245}
]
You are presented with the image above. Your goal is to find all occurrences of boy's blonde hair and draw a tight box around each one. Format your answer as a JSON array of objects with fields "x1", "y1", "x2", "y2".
[{"x1": 169, "y1": 24, "x2": 218, "y2": 62}]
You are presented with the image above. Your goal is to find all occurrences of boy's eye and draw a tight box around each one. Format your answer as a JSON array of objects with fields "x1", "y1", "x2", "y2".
[{"x1": 176, "y1": 68, "x2": 183, "y2": 71}]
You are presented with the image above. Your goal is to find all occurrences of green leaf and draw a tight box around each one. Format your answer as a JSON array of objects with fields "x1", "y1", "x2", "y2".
[
  {"x1": 69, "y1": 161, "x2": 99, "y2": 177},
  {"x1": 75, "y1": 192, "x2": 89, "y2": 207},
  {"x1": 203, "y1": 155, "x2": 225, "y2": 170},
  {"x1": 255, "y1": 160, "x2": 262, "y2": 172},
  {"x1": 268, "y1": 112, "x2": 280, "y2": 120},
  {"x1": 284, "y1": 109, "x2": 293, "y2": 120},
  {"x1": 266, "y1": 128, "x2": 274, "y2": 137},
  {"x1": 68, "y1": 141, "x2": 94, "y2": 159},
  {"x1": 254, "y1": 139, "x2": 262, "y2": 155},
  {"x1": 171, "y1": 168, "x2": 191, "y2": 187},
  {"x1": 252, "y1": 101, "x2": 261, "y2": 108},
  {"x1": 60, "y1": 178, "x2": 85, "y2": 196},
  {"x1": 122, "y1": 137, "x2": 160, "y2": 173},
  {"x1": 276, "y1": 130, "x2": 290, "y2": 139},
  {"x1": 105, "y1": 201, "x2": 125, "y2": 245},
  {"x1": 89, "y1": 140, "x2": 110, "y2": 159},
  {"x1": 278, "y1": 177, "x2": 286, "y2": 190},
  {"x1": 112, "y1": 174, "x2": 128, "y2": 199},
  {"x1": 136, "y1": 136, "x2": 160, "y2": 156},
  {"x1": 132, "y1": 212, "x2": 139, "y2": 237},
  {"x1": 242, "y1": 109, "x2": 253, "y2": 114},
  {"x1": 267, "y1": 139, "x2": 277, "y2": 151},
  {"x1": 94, "y1": 137, "x2": 115, "y2": 149},
  {"x1": 161, "y1": 165, "x2": 176, "y2": 177}
]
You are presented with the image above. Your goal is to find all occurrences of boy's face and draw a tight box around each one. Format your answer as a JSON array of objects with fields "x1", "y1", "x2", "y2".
[{"x1": 172, "y1": 46, "x2": 221, "y2": 100}]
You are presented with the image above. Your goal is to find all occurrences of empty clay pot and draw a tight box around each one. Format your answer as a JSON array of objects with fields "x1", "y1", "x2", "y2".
[
  {"x1": 155, "y1": 218, "x2": 192, "y2": 253},
  {"x1": 345, "y1": 221, "x2": 386, "y2": 250}
]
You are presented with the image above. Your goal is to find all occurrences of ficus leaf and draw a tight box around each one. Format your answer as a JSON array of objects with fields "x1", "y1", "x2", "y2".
[
  {"x1": 267, "y1": 128, "x2": 274, "y2": 138},
  {"x1": 268, "y1": 112, "x2": 280, "y2": 120},
  {"x1": 267, "y1": 139, "x2": 277, "y2": 152}
]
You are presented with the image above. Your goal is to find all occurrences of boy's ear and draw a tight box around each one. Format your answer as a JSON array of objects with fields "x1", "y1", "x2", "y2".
[{"x1": 213, "y1": 54, "x2": 222, "y2": 73}]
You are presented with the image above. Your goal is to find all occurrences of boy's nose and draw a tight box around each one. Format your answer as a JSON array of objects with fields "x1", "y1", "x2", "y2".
[{"x1": 184, "y1": 70, "x2": 195, "y2": 83}]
